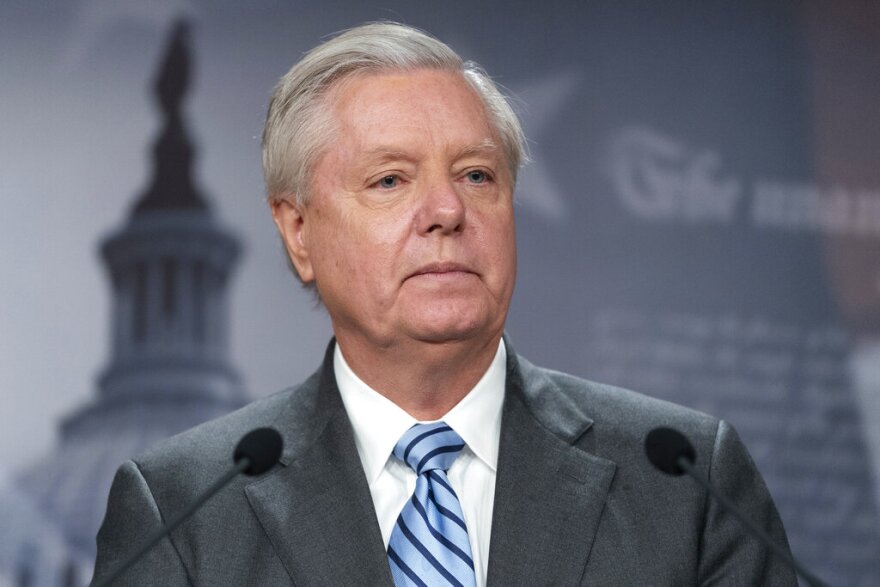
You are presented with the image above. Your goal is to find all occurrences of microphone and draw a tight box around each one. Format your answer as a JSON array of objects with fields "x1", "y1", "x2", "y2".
[
  {"x1": 93, "y1": 427, "x2": 283, "y2": 587},
  {"x1": 645, "y1": 427, "x2": 828, "y2": 587},
  {"x1": 234, "y1": 426, "x2": 284, "y2": 475}
]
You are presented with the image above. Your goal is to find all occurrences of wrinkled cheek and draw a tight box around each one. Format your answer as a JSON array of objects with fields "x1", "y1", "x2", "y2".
[
  {"x1": 492, "y1": 225, "x2": 518, "y2": 296},
  {"x1": 326, "y1": 242, "x2": 396, "y2": 311},
  {"x1": 311, "y1": 247, "x2": 359, "y2": 303}
]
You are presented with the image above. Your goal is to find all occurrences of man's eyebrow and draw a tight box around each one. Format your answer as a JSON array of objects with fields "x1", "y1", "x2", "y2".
[
  {"x1": 355, "y1": 140, "x2": 500, "y2": 166},
  {"x1": 453, "y1": 139, "x2": 501, "y2": 160},
  {"x1": 357, "y1": 148, "x2": 417, "y2": 165}
]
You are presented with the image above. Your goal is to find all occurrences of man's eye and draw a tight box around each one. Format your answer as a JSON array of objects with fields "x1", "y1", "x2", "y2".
[
  {"x1": 466, "y1": 170, "x2": 488, "y2": 184},
  {"x1": 376, "y1": 175, "x2": 399, "y2": 189}
]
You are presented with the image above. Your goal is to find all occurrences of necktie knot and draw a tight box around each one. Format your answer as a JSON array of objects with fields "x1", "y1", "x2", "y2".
[
  {"x1": 393, "y1": 422, "x2": 465, "y2": 475},
  {"x1": 388, "y1": 421, "x2": 476, "y2": 586}
]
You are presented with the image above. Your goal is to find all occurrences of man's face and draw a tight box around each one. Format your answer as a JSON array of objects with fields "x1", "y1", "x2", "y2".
[{"x1": 273, "y1": 68, "x2": 516, "y2": 351}]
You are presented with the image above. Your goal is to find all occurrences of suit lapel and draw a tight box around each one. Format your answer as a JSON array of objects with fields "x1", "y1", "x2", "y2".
[
  {"x1": 487, "y1": 346, "x2": 617, "y2": 586},
  {"x1": 245, "y1": 341, "x2": 393, "y2": 586},
  {"x1": 241, "y1": 338, "x2": 615, "y2": 585}
]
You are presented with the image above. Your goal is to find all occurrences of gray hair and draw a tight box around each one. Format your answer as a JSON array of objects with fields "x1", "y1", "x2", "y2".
[{"x1": 262, "y1": 22, "x2": 527, "y2": 206}]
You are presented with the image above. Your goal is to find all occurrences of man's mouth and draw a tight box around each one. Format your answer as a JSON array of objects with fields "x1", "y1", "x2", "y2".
[{"x1": 406, "y1": 262, "x2": 477, "y2": 280}]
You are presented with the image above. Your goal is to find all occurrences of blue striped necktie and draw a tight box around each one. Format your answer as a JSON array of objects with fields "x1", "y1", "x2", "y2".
[{"x1": 387, "y1": 422, "x2": 477, "y2": 587}]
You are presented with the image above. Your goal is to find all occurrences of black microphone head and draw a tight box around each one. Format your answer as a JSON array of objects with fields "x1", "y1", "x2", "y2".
[
  {"x1": 645, "y1": 427, "x2": 696, "y2": 476},
  {"x1": 234, "y1": 427, "x2": 283, "y2": 476}
]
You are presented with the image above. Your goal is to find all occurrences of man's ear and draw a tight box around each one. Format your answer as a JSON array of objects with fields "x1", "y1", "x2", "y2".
[{"x1": 270, "y1": 198, "x2": 315, "y2": 283}]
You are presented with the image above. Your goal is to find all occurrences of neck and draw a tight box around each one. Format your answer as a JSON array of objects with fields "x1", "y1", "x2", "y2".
[{"x1": 335, "y1": 333, "x2": 502, "y2": 420}]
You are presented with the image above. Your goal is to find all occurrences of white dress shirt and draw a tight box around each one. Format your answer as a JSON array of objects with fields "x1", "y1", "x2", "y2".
[{"x1": 335, "y1": 340, "x2": 506, "y2": 587}]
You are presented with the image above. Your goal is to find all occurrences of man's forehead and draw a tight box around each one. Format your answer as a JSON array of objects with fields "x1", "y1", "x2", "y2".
[
  {"x1": 316, "y1": 68, "x2": 503, "y2": 172},
  {"x1": 331, "y1": 70, "x2": 488, "y2": 124}
]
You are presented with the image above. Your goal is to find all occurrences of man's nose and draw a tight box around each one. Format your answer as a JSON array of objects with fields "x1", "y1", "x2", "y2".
[{"x1": 416, "y1": 178, "x2": 466, "y2": 235}]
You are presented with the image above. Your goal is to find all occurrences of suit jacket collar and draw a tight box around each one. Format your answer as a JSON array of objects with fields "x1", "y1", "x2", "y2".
[
  {"x1": 486, "y1": 336, "x2": 617, "y2": 585},
  {"x1": 245, "y1": 339, "x2": 394, "y2": 585},
  {"x1": 245, "y1": 337, "x2": 616, "y2": 585}
]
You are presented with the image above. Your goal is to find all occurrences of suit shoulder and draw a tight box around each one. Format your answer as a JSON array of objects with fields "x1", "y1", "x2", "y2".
[
  {"x1": 517, "y1": 355, "x2": 720, "y2": 447},
  {"x1": 133, "y1": 370, "x2": 320, "y2": 482}
]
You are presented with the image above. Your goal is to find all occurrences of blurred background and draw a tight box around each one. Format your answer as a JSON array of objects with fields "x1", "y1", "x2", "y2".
[{"x1": 2, "y1": 1, "x2": 879, "y2": 584}]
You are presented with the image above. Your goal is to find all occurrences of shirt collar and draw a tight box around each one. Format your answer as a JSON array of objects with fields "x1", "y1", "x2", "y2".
[{"x1": 335, "y1": 339, "x2": 507, "y2": 484}]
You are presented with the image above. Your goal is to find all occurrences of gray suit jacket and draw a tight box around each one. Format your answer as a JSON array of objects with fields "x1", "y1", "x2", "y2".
[{"x1": 93, "y1": 339, "x2": 796, "y2": 585}]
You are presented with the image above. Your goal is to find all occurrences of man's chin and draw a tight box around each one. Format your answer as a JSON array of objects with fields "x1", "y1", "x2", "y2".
[
  {"x1": 396, "y1": 295, "x2": 504, "y2": 344},
  {"x1": 403, "y1": 316, "x2": 498, "y2": 346}
]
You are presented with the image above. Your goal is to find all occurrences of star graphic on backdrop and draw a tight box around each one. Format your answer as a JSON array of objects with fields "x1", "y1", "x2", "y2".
[{"x1": 510, "y1": 70, "x2": 581, "y2": 224}]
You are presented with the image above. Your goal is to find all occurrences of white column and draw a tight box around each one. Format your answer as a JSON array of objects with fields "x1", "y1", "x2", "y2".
[
  {"x1": 176, "y1": 258, "x2": 193, "y2": 351},
  {"x1": 115, "y1": 268, "x2": 134, "y2": 360},
  {"x1": 145, "y1": 258, "x2": 162, "y2": 350},
  {"x1": 204, "y1": 267, "x2": 221, "y2": 358}
]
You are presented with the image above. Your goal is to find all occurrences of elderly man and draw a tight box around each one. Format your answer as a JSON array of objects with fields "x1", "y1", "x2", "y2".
[{"x1": 94, "y1": 23, "x2": 795, "y2": 585}]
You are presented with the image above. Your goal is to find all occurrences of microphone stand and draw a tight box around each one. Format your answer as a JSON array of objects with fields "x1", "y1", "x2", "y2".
[
  {"x1": 92, "y1": 457, "x2": 251, "y2": 587},
  {"x1": 676, "y1": 455, "x2": 829, "y2": 587}
]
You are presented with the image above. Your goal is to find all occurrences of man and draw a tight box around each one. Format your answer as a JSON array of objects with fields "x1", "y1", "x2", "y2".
[{"x1": 93, "y1": 22, "x2": 795, "y2": 585}]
